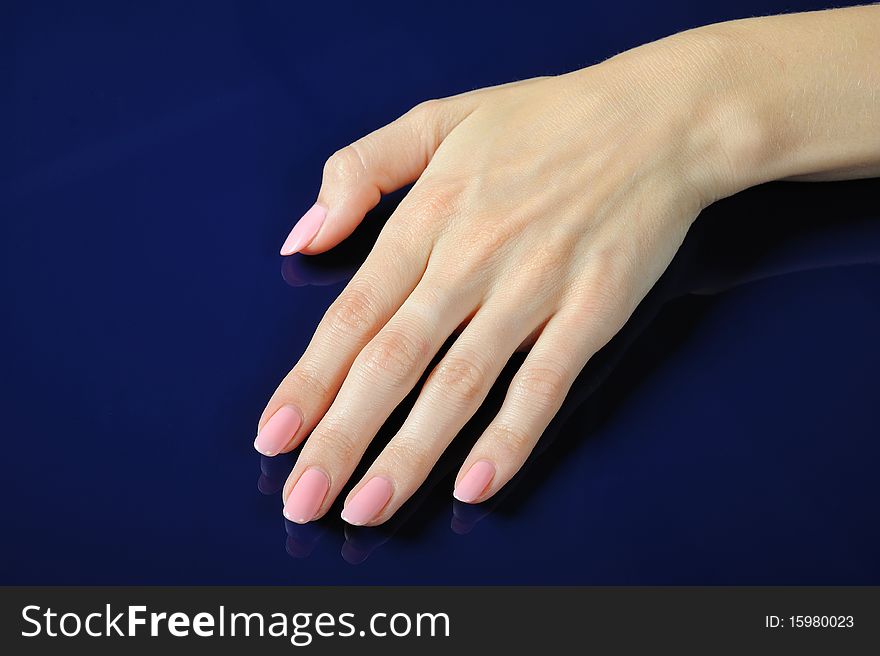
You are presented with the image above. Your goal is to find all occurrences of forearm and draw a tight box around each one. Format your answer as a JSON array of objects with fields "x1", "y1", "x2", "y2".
[
  {"x1": 698, "y1": 5, "x2": 880, "y2": 188},
  {"x1": 590, "y1": 5, "x2": 880, "y2": 202}
]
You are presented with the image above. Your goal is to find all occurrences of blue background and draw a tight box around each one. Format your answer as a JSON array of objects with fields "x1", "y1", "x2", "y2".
[{"x1": 2, "y1": 0, "x2": 878, "y2": 584}]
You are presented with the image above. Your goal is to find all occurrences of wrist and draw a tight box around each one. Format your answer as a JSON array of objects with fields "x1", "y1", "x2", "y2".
[
  {"x1": 686, "y1": 10, "x2": 880, "y2": 185},
  {"x1": 582, "y1": 25, "x2": 780, "y2": 210},
  {"x1": 650, "y1": 26, "x2": 785, "y2": 201}
]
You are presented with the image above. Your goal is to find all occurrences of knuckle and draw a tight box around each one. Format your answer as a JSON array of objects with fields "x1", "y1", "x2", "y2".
[
  {"x1": 594, "y1": 241, "x2": 634, "y2": 282},
  {"x1": 499, "y1": 244, "x2": 571, "y2": 305},
  {"x1": 488, "y1": 422, "x2": 535, "y2": 457},
  {"x1": 429, "y1": 353, "x2": 489, "y2": 405},
  {"x1": 310, "y1": 421, "x2": 360, "y2": 463},
  {"x1": 571, "y1": 272, "x2": 628, "y2": 329},
  {"x1": 593, "y1": 242, "x2": 635, "y2": 291},
  {"x1": 458, "y1": 218, "x2": 517, "y2": 261},
  {"x1": 522, "y1": 240, "x2": 571, "y2": 281},
  {"x1": 429, "y1": 237, "x2": 490, "y2": 285},
  {"x1": 407, "y1": 99, "x2": 443, "y2": 126},
  {"x1": 511, "y1": 363, "x2": 569, "y2": 408},
  {"x1": 286, "y1": 363, "x2": 330, "y2": 400},
  {"x1": 324, "y1": 281, "x2": 381, "y2": 337},
  {"x1": 323, "y1": 145, "x2": 365, "y2": 185},
  {"x1": 566, "y1": 243, "x2": 635, "y2": 325},
  {"x1": 382, "y1": 439, "x2": 432, "y2": 473},
  {"x1": 359, "y1": 326, "x2": 431, "y2": 385},
  {"x1": 409, "y1": 181, "x2": 460, "y2": 221}
]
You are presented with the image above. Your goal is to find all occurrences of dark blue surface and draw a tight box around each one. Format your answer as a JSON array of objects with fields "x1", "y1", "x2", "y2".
[{"x1": 2, "y1": 0, "x2": 878, "y2": 584}]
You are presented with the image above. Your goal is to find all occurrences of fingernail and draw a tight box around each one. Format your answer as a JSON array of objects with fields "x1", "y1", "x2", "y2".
[
  {"x1": 283, "y1": 469, "x2": 330, "y2": 524},
  {"x1": 341, "y1": 477, "x2": 393, "y2": 526},
  {"x1": 280, "y1": 203, "x2": 327, "y2": 255},
  {"x1": 254, "y1": 405, "x2": 302, "y2": 456},
  {"x1": 453, "y1": 460, "x2": 495, "y2": 503}
]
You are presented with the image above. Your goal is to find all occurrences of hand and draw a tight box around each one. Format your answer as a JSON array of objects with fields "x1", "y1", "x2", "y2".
[
  {"x1": 256, "y1": 6, "x2": 880, "y2": 527},
  {"x1": 255, "y1": 32, "x2": 735, "y2": 526}
]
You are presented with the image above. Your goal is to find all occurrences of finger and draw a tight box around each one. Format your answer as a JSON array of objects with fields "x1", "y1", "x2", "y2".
[
  {"x1": 340, "y1": 300, "x2": 547, "y2": 526},
  {"x1": 280, "y1": 98, "x2": 475, "y2": 256},
  {"x1": 256, "y1": 218, "x2": 429, "y2": 457},
  {"x1": 279, "y1": 275, "x2": 480, "y2": 523},
  {"x1": 453, "y1": 303, "x2": 622, "y2": 504}
]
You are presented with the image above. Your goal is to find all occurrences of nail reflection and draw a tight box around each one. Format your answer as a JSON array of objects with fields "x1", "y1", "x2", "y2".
[
  {"x1": 451, "y1": 501, "x2": 491, "y2": 535},
  {"x1": 341, "y1": 526, "x2": 393, "y2": 565},
  {"x1": 257, "y1": 452, "x2": 297, "y2": 496},
  {"x1": 281, "y1": 254, "x2": 358, "y2": 288},
  {"x1": 285, "y1": 518, "x2": 329, "y2": 559}
]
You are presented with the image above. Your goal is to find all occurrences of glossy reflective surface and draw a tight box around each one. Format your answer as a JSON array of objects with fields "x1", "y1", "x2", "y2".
[{"x1": 3, "y1": 0, "x2": 878, "y2": 584}]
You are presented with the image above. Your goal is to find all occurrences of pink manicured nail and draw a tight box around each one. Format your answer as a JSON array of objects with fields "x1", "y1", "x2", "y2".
[
  {"x1": 454, "y1": 460, "x2": 495, "y2": 503},
  {"x1": 254, "y1": 405, "x2": 302, "y2": 456},
  {"x1": 280, "y1": 203, "x2": 327, "y2": 255},
  {"x1": 283, "y1": 469, "x2": 330, "y2": 523},
  {"x1": 341, "y1": 477, "x2": 393, "y2": 526}
]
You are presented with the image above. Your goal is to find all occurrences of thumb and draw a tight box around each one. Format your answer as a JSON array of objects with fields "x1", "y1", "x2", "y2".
[{"x1": 280, "y1": 98, "x2": 473, "y2": 256}]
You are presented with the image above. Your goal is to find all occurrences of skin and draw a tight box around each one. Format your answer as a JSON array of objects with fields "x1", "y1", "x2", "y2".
[{"x1": 259, "y1": 5, "x2": 880, "y2": 525}]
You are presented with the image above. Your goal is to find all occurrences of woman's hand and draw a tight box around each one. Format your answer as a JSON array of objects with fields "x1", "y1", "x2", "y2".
[{"x1": 256, "y1": 6, "x2": 880, "y2": 526}]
